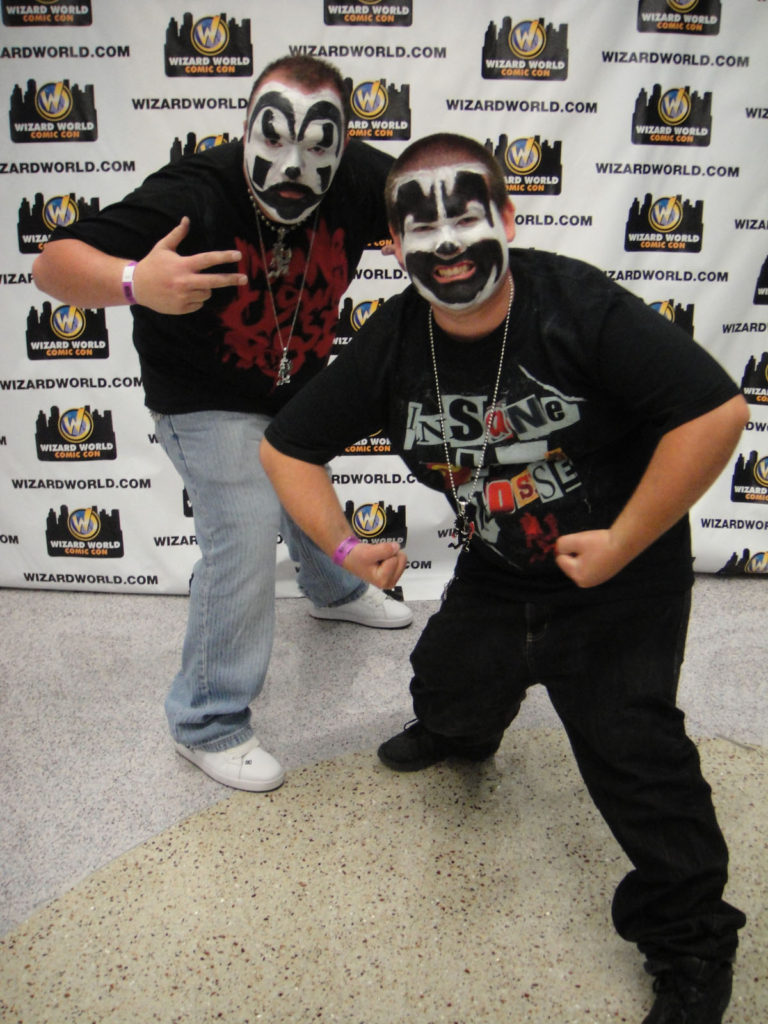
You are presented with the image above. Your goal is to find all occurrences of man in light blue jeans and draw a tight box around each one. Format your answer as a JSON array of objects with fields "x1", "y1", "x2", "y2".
[
  {"x1": 155, "y1": 409, "x2": 407, "y2": 791},
  {"x1": 32, "y1": 55, "x2": 413, "y2": 792}
]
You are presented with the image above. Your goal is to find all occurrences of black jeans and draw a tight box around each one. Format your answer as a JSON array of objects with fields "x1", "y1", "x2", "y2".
[{"x1": 409, "y1": 571, "x2": 746, "y2": 962}]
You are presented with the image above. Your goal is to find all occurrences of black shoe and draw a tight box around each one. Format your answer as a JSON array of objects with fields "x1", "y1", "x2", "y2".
[
  {"x1": 377, "y1": 720, "x2": 500, "y2": 773},
  {"x1": 642, "y1": 957, "x2": 733, "y2": 1024}
]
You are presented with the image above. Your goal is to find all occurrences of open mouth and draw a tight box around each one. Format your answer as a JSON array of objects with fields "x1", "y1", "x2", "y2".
[
  {"x1": 433, "y1": 260, "x2": 475, "y2": 283},
  {"x1": 278, "y1": 184, "x2": 311, "y2": 200},
  {"x1": 262, "y1": 183, "x2": 315, "y2": 209}
]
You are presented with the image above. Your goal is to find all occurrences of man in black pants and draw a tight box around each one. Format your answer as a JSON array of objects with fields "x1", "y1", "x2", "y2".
[{"x1": 260, "y1": 132, "x2": 748, "y2": 1023}]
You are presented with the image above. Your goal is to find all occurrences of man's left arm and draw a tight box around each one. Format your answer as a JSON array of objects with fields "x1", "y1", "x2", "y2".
[{"x1": 555, "y1": 394, "x2": 750, "y2": 588}]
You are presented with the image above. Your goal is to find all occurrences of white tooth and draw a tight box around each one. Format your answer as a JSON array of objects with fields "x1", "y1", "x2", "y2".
[{"x1": 436, "y1": 264, "x2": 469, "y2": 280}]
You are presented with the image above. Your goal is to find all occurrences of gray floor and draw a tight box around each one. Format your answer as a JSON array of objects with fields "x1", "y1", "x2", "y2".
[{"x1": 0, "y1": 576, "x2": 766, "y2": 1023}]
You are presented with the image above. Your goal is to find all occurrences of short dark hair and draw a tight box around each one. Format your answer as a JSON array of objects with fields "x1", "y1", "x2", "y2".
[
  {"x1": 248, "y1": 55, "x2": 351, "y2": 127},
  {"x1": 385, "y1": 133, "x2": 508, "y2": 232}
]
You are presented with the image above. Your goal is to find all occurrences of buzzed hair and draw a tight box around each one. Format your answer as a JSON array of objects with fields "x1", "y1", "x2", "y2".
[
  {"x1": 248, "y1": 55, "x2": 351, "y2": 126},
  {"x1": 385, "y1": 133, "x2": 508, "y2": 232}
]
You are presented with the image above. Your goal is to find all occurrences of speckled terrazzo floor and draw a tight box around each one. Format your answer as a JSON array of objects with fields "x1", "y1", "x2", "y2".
[{"x1": 0, "y1": 577, "x2": 766, "y2": 1023}]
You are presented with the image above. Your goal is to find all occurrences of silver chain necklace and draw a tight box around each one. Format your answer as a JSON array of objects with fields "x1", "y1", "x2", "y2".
[
  {"x1": 253, "y1": 205, "x2": 319, "y2": 387},
  {"x1": 427, "y1": 275, "x2": 514, "y2": 550}
]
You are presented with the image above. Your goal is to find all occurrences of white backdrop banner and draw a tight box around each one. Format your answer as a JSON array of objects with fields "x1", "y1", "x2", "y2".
[{"x1": 1, "y1": 0, "x2": 767, "y2": 599}]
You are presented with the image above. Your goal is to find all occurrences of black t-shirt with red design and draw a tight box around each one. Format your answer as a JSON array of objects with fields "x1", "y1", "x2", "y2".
[{"x1": 51, "y1": 138, "x2": 393, "y2": 415}]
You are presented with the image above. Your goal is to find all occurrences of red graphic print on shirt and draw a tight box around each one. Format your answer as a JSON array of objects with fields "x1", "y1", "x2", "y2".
[
  {"x1": 218, "y1": 221, "x2": 349, "y2": 383},
  {"x1": 520, "y1": 511, "x2": 560, "y2": 562}
]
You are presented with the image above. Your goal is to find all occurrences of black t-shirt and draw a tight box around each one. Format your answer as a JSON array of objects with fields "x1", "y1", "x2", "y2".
[
  {"x1": 51, "y1": 138, "x2": 393, "y2": 415},
  {"x1": 266, "y1": 249, "x2": 740, "y2": 602}
]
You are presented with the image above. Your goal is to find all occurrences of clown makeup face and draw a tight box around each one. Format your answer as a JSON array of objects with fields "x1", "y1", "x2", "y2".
[
  {"x1": 392, "y1": 164, "x2": 511, "y2": 311},
  {"x1": 244, "y1": 79, "x2": 345, "y2": 224}
]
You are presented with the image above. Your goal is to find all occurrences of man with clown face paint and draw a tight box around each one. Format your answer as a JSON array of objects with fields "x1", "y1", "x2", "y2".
[
  {"x1": 261, "y1": 133, "x2": 748, "y2": 1024},
  {"x1": 390, "y1": 163, "x2": 512, "y2": 311},
  {"x1": 244, "y1": 78, "x2": 345, "y2": 226},
  {"x1": 32, "y1": 54, "x2": 414, "y2": 795}
]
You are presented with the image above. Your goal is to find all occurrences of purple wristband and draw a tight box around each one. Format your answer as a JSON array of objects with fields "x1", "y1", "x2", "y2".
[
  {"x1": 332, "y1": 535, "x2": 360, "y2": 565},
  {"x1": 121, "y1": 261, "x2": 138, "y2": 304}
]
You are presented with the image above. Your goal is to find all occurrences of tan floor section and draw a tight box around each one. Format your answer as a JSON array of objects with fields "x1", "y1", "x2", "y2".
[{"x1": 1, "y1": 730, "x2": 765, "y2": 1024}]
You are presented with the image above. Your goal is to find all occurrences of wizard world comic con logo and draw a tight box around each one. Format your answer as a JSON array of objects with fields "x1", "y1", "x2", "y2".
[
  {"x1": 345, "y1": 499, "x2": 407, "y2": 546},
  {"x1": 36, "y1": 405, "x2": 117, "y2": 461},
  {"x1": 9, "y1": 79, "x2": 97, "y2": 143},
  {"x1": 740, "y1": 352, "x2": 768, "y2": 405},
  {"x1": 324, "y1": 0, "x2": 412, "y2": 26},
  {"x1": 490, "y1": 134, "x2": 562, "y2": 196},
  {"x1": 636, "y1": 0, "x2": 721, "y2": 35},
  {"x1": 1, "y1": 0, "x2": 92, "y2": 26},
  {"x1": 343, "y1": 432, "x2": 394, "y2": 456},
  {"x1": 718, "y1": 547, "x2": 768, "y2": 576},
  {"x1": 482, "y1": 17, "x2": 568, "y2": 81},
  {"x1": 17, "y1": 191, "x2": 99, "y2": 253},
  {"x1": 46, "y1": 505, "x2": 124, "y2": 558},
  {"x1": 650, "y1": 298, "x2": 694, "y2": 335},
  {"x1": 345, "y1": 78, "x2": 411, "y2": 140},
  {"x1": 165, "y1": 12, "x2": 253, "y2": 76},
  {"x1": 333, "y1": 296, "x2": 387, "y2": 350},
  {"x1": 27, "y1": 302, "x2": 109, "y2": 360},
  {"x1": 170, "y1": 131, "x2": 230, "y2": 163},
  {"x1": 731, "y1": 451, "x2": 768, "y2": 504},
  {"x1": 625, "y1": 193, "x2": 703, "y2": 253},
  {"x1": 755, "y1": 256, "x2": 768, "y2": 306},
  {"x1": 632, "y1": 85, "x2": 712, "y2": 147}
]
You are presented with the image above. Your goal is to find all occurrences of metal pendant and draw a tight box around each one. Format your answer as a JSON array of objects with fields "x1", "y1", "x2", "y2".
[
  {"x1": 276, "y1": 350, "x2": 292, "y2": 387},
  {"x1": 451, "y1": 501, "x2": 476, "y2": 550},
  {"x1": 268, "y1": 229, "x2": 292, "y2": 280}
]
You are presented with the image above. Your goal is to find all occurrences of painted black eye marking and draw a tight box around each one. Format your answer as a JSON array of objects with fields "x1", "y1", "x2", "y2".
[
  {"x1": 442, "y1": 171, "x2": 493, "y2": 225},
  {"x1": 248, "y1": 90, "x2": 296, "y2": 139},
  {"x1": 394, "y1": 179, "x2": 438, "y2": 233},
  {"x1": 298, "y1": 100, "x2": 342, "y2": 154},
  {"x1": 394, "y1": 170, "x2": 494, "y2": 234},
  {"x1": 261, "y1": 110, "x2": 280, "y2": 145}
]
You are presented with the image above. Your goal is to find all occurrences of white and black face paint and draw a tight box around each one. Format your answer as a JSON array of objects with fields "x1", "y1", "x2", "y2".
[
  {"x1": 244, "y1": 80, "x2": 344, "y2": 225},
  {"x1": 392, "y1": 164, "x2": 509, "y2": 310}
]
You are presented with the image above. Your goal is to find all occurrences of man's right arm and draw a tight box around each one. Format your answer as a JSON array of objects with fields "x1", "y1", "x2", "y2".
[
  {"x1": 260, "y1": 438, "x2": 406, "y2": 591},
  {"x1": 32, "y1": 217, "x2": 247, "y2": 315},
  {"x1": 33, "y1": 237, "x2": 136, "y2": 308}
]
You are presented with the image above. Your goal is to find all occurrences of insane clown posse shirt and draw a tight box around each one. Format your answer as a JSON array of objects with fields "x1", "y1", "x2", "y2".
[
  {"x1": 50, "y1": 122, "x2": 393, "y2": 415},
  {"x1": 266, "y1": 247, "x2": 740, "y2": 598}
]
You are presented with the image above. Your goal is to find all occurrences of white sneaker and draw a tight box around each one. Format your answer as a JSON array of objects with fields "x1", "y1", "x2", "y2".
[
  {"x1": 175, "y1": 737, "x2": 285, "y2": 792},
  {"x1": 309, "y1": 588, "x2": 414, "y2": 629}
]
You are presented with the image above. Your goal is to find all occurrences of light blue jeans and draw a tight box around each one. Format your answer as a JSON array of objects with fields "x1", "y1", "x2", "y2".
[{"x1": 154, "y1": 410, "x2": 365, "y2": 751}]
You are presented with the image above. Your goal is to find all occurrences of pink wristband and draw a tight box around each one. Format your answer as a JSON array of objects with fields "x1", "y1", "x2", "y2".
[
  {"x1": 121, "y1": 261, "x2": 138, "y2": 304},
  {"x1": 332, "y1": 535, "x2": 360, "y2": 565}
]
